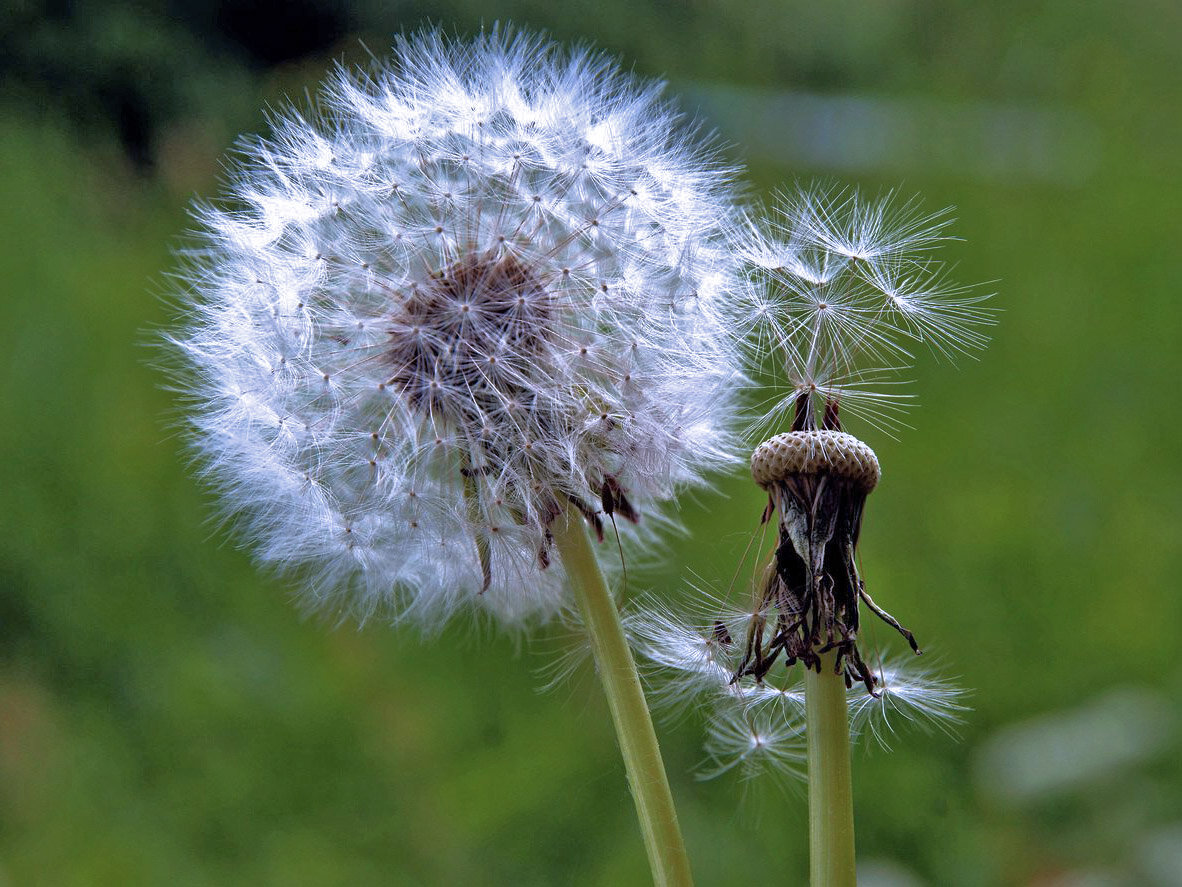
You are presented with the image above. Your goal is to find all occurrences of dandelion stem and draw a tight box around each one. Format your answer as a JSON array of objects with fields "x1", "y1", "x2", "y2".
[
  {"x1": 805, "y1": 650, "x2": 857, "y2": 886},
  {"x1": 551, "y1": 507, "x2": 694, "y2": 887}
]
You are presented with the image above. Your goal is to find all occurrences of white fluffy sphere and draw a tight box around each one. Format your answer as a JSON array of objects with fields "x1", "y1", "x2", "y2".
[{"x1": 170, "y1": 30, "x2": 747, "y2": 627}]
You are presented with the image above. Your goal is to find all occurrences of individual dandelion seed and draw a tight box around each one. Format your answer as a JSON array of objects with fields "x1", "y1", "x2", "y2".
[
  {"x1": 625, "y1": 592, "x2": 754, "y2": 717},
  {"x1": 165, "y1": 28, "x2": 750, "y2": 885},
  {"x1": 846, "y1": 658, "x2": 968, "y2": 749},
  {"x1": 167, "y1": 28, "x2": 746, "y2": 629},
  {"x1": 699, "y1": 709, "x2": 806, "y2": 784}
]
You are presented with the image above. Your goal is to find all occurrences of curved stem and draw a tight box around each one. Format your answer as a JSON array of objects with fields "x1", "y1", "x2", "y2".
[
  {"x1": 551, "y1": 507, "x2": 694, "y2": 887},
  {"x1": 805, "y1": 651, "x2": 857, "y2": 886}
]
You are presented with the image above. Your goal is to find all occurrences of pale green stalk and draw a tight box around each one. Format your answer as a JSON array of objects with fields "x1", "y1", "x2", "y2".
[
  {"x1": 550, "y1": 507, "x2": 694, "y2": 887},
  {"x1": 805, "y1": 651, "x2": 857, "y2": 887}
]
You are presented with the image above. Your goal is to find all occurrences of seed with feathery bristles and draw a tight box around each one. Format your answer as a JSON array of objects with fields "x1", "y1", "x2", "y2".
[{"x1": 739, "y1": 185, "x2": 993, "y2": 435}]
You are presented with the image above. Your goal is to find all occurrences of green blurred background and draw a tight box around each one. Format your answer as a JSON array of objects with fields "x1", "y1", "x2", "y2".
[{"x1": 2, "y1": 1, "x2": 1180, "y2": 884}]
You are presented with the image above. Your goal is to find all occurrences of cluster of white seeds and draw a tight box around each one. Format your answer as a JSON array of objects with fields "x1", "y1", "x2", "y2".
[
  {"x1": 628, "y1": 597, "x2": 966, "y2": 779},
  {"x1": 170, "y1": 30, "x2": 746, "y2": 627},
  {"x1": 739, "y1": 186, "x2": 993, "y2": 433}
]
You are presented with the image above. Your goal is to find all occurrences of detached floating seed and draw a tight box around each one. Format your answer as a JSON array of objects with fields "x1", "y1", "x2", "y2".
[{"x1": 734, "y1": 429, "x2": 919, "y2": 695}]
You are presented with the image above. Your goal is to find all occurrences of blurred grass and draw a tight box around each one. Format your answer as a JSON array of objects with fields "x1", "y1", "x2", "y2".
[{"x1": 1, "y1": 2, "x2": 1180, "y2": 884}]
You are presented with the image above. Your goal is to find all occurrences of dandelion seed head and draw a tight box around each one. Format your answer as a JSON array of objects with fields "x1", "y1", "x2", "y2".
[{"x1": 168, "y1": 28, "x2": 746, "y2": 628}]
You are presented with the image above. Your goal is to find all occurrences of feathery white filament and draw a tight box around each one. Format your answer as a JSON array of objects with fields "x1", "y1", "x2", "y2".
[
  {"x1": 740, "y1": 185, "x2": 993, "y2": 433},
  {"x1": 628, "y1": 600, "x2": 965, "y2": 780}
]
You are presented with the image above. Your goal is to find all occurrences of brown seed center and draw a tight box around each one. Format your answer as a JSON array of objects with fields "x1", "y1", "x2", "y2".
[{"x1": 385, "y1": 251, "x2": 555, "y2": 421}]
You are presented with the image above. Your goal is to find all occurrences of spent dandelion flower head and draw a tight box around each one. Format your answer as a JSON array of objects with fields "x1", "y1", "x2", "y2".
[
  {"x1": 696, "y1": 183, "x2": 994, "y2": 700},
  {"x1": 593, "y1": 176, "x2": 984, "y2": 887},
  {"x1": 167, "y1": 27, "x2": 748, "y2": 629}
]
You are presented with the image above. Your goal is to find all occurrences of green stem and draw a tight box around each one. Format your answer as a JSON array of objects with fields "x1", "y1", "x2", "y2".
[
  {"x1": 550, "y1": 507, "x2": 694, "y2": 887},
  {"x1": 805, "y1": 651, "x2": 857, "y2": 887}
]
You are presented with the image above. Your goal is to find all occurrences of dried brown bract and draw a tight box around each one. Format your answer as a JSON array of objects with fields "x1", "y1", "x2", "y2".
[{"x1": 734, "y1": 404, "x2": 918, "y2": 694}]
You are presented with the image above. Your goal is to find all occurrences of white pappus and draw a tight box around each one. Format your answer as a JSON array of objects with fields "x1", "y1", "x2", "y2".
[
  {"x1": 167, "y1": 29, "x2": 748, "y2": 629},
  {"x1": 740, "y1": 185, "x2": 993, "y2": 435},
  {"x1": 629, "y1": 597, "x2": 967, "y2": 780}
]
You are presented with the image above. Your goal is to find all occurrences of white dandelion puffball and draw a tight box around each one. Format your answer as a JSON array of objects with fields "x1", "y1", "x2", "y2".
[{"x1": 170, "y1": 30, "x2": 746, "y2": 628}]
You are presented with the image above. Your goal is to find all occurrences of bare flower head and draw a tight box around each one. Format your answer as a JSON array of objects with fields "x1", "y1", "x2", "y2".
[
  {"x1": 168, "y1": 29, "x2": 746, "y2": 628},
  {"x1": 737, "y1": 430, "x2": 916, "y2": 695},
  {"x1": 708, "y1": 185, "x2": 991, "y2": 703},
  {"x1": 630, "y1": 184, "x2": 987, "y2": 781}
]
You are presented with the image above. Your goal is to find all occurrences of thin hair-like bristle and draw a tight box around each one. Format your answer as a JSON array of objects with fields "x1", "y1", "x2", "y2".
[{"x1": 738, "y1": 184, "x2": 994, "y2": 434}]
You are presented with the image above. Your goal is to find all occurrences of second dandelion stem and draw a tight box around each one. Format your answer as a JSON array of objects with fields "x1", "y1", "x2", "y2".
[
  {"x1": 805, "y1": 650, "x2": 857, "y2": 887},
  {"x1": 551, "y1": 507, "x2": 694, "y2": 887}
]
